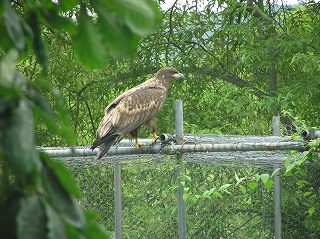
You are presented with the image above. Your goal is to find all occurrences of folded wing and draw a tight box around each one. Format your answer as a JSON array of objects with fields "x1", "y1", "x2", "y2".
[{"x1": 91, "y1": 85, "x2": 166, "y2": 159}]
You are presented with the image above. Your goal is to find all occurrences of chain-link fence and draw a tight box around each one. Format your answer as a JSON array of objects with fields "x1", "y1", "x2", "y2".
[{"x1": 47, "y1": 132, "x2": 307, "y2": 239}]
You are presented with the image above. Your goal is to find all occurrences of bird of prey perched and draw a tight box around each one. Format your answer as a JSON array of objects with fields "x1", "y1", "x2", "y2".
[{"x1": 90, "y1": 67, "x2": 185, "y2": 159}]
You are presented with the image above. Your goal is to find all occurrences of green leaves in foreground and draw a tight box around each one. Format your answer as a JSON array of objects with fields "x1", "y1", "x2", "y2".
[
  {"x1": 41, "y1": 153, "x2": 85, "y2": 228},
  {"x1": 0, "y1": 153, "x2": 107, "y2": 239},
  {"x1": 102, "y1": 0, "x2": 161, "y2": 36},
  {"x1": 72, "y1": 7, "x2": 107, "y2": 69},
  {"x1": 1, "y1": 0, "x2": 161, "y2": 70},
  {"x1": 0, "y1": 0, "x2": 161, "y2": 238},
  {"x1": 2, "y1": 0, "x2": 26, "y2": 51},
  {"x1": 72, "y1": 0, "x2": 161, "y2": 68},
  {"x1": 0, "y1": 51, "x2": 108, "y2": 239},
  {"x1": 0, "y1": 51, "x2": 40, "y2": 187}
]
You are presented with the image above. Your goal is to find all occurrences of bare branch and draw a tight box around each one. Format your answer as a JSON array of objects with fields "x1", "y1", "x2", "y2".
[{"x1": 77, "y1": 80, "x2": 98, "y2": 97}]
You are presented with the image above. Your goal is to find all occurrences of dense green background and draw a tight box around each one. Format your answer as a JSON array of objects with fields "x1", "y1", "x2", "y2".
[
  {"x1": 20, "y1": 1, "x2": 320, "y2": 147},
  {"x1": 1, "y1": 0, "x2": 319, "y2": 238}
]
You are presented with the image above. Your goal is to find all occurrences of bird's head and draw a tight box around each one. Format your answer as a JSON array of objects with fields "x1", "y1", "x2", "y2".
[{"x1": 156, "y1": 67, "x2": 185, "y2": 82}]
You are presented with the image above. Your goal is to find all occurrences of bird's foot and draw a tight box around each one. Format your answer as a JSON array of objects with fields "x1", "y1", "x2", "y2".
[
  {"x1": 151, "y1": 133, "x2": 159, "y2": 145},
  {"x1": 135, "y1": 139, "x2": 146, "y2": 149}
]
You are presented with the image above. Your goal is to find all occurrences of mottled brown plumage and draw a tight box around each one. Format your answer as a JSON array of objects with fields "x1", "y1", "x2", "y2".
[{"x1": 91, "y1": 67, "x2": 185, "y2": 159}]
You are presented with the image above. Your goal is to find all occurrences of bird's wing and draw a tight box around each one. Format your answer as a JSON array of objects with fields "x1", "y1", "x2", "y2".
[
  {"x1": 92, "y1": 85, "x2": 166, "y2": 149},
  {"x1": 104, "y1": 81, "x2": 159, "y2": 113}
]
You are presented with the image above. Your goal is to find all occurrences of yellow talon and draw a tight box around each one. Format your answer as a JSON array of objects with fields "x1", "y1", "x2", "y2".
[
  {"x1": 135, "y1": 138, "x2": 146, "y2": 149},
  {"x1": 151, "y1": 133, "x2": 159, "y2": 144}
]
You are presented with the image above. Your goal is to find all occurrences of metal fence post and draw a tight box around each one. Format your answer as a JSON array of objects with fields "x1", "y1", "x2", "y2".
[
  {"x1": 273, "y1": 115, "x2": 282, "y2": 239},
  {"x1": 174, "y1": 100, "x2": 187, "y2": 239},
  {"x1": 114, "y1": 160, "x2": 122, "y2": 239}
]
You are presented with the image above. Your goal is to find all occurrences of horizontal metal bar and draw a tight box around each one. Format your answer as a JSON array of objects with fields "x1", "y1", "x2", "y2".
[
  {"x1": 111, "y1": 138, "x2": 153, "y2": 146},
  {"x1": 42, "y1": 141, "x2": 304, "y2": 158}
]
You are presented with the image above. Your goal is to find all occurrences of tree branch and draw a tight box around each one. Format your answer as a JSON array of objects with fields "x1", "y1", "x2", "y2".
[
  {"x1": 84, "y1": 99, "x2": 96, "y2": 136},
  {"x1": 76, "y1": 80, "x2": 98, "y2": 97},
  {"x1": 195, "y1": 67, "x2": 267, "y2": 98}
]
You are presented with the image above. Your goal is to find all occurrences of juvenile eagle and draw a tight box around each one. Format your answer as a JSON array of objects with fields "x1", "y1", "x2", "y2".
[{"x1": 90, "y1": 67, "x2": 185, "y2": 159}]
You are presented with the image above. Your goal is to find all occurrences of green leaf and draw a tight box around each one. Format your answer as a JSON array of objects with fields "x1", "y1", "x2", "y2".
[
  {"x1": 183, "y1": 193, "x2": 189, "y2": 202},
  {"x1": 307, "y1": 207, "x2": 315, "y2": 216},
  {"x1": 94, "y1": 1, "x2": 140, "y2": 57},
  {"x1": 213, "y1": 191, "x2": 223, "y2": 199},
  {"x1": 44, "y1": 202, "x2": 67, "y2": 239},
  {"x1": 40, "y1": 153, "x2": 85, "y2": 228},
  {"x1": 0, "y1": 49, "x2": 21, "y2": 94},
  {"x1": 1, "y1": 94, "x2": 40, "y2": 185},
  {"x1": 72, "y1": 7, "x2": 107, "y2": 69},
  {"x1": 29, "y1": 11, "x2": 48, "y2": 71},
  {"x1": 248, "y1": 182, "x2": 258, "y2": 190},
  {"x1": 235, "y1": 172, "x2": 246, "y2": 186},
  {"x1": 43, "y1": 154, "x2": 81, "y2": 197},
  {"x1": 202, "y1": 187, "x2": 215, "y2": 198},
  {"x1": 304, "y1": 191, "x2": 313, "y2": 197},
  {"x1": 84, "y1": 212, "x2": 108, "y2": 239},
  {"x1": 219, "y1": 183, "x2": 232, "y2": 191},
  {"x1": 285, "y1": 163, "x2": 295, "y2": 174},
  {"x1": 17, "y1": 196, "x2": 47, "y2": 239},
  {"x1": 58, "y1": 0, "x2": 80, "y2": 12},
  {"x1": 64, "y1": 223, "x2": 79, "y2": 239},
  {"x1": 285, "y1": 171, "x2": 293, "y2": 177},
  {"x1": 260, "y1": 173, "x2": 270, "y2": 184},
  {"x1": 202, "y1": 190, "x2": 211, "y2": 198},
  {"x1": 271, "y1": 168, "x2": 281, "y2": 178},
  {"x1": 41, "y1": 9, "x2": 77, "y2": 35},
  {"x1": 264, "y1": 179, "x2": 273, "y2": 190},
  {"x1": 0, "y1": 192, "x2": 21, "y2": 238},
  {"x1": 296, "y1": 180, "x2": 308, "y2": 187},
  {"x1": 118, "y1": 0, "x2": 161, "y2": 36},
  {"x1": 184, "y1": 175, "x2": 192, "y2": 182},
  {"x1": 235, "y1": 172, "x2": 239, "y2": 181},
  {"x1": 51, "y1": 88, "x2": 76, "y2": 145},
  {"x1": 192, "y1": 195, "x2": 201, "y2": 203},
  {"x1": 240, "y1": 185, "x2": 247, "y2": 194},
  {"x1": 3, "y1": 1, "x2": 25, "y2": 50}
]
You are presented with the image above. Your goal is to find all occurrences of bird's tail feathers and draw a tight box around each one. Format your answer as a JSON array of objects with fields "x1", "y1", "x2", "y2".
[
  {"x1": 90, "y1": 128, "x2": 117, "y2": 150},
  {"x1": 96, "y1": 135, "x2": 121, "y2": 159}
]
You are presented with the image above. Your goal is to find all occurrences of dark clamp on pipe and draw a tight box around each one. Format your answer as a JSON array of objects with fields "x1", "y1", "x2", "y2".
[
  {"x1": 301, "y1": 130, "x2": 320, "y2": 140},
  {"x1": 159, "y1": 133, "x2": 177, "y2": 143}
]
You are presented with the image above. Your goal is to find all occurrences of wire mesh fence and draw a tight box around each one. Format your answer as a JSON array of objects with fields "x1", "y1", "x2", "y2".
[
  {"x1": 44, "y1": 102, "x2": 317, "y2": 238},
  {"x1": 50, "y1": 132, "x2": 303, "y2": 239},
  {"x1": 57, "y1": 152, "x2": 280, "y2": 238}
]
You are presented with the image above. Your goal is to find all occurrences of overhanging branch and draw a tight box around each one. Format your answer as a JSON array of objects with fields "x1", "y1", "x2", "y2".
[{"x1": 195, "y1": 67, "x2": 267, "y2": 98}]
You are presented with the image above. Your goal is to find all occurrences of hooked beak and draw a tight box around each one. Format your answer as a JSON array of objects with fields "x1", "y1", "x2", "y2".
[{"x1": 173, "y1": 72, "x2": 186, "y2": 82}]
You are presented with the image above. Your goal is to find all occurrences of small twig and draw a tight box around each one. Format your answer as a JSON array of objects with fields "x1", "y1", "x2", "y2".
[
  {"x1": 168, "y1": 0, "x2": 178, "y2": 42},
  {"x1": 83, "y1": 98, "x2": 96, "y2": 136},
  {"x1": 77, "y1": 80, "x2": 98, "y2": 97}
]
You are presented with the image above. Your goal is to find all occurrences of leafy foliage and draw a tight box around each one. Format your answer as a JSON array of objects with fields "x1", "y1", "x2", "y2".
[{"x1": 0, "y1": 0, "x2": 160, "y2": 238}]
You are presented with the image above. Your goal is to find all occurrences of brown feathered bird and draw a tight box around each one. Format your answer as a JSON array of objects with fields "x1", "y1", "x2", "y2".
[{"x1": 90, "y1": 67, "x2": 185, "y2": 159}]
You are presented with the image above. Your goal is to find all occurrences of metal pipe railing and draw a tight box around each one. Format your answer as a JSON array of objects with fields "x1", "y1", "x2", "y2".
[
  {"x1": 301, "y1": 130, "x2": 320, "y2": 140},
  {"x1": 42, "y1": 141, "x2": 304, "y2": 158}
]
